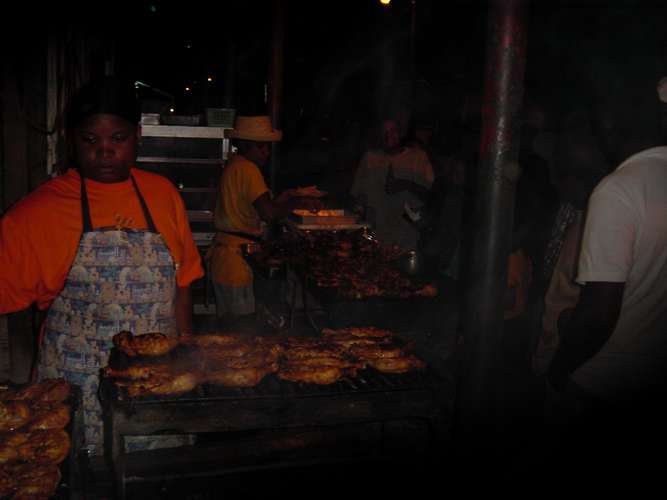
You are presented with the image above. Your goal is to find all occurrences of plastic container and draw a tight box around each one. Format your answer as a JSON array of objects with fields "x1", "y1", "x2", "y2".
[{"x1": 206, "y1": 108, "x2": 236, "y2": 127}]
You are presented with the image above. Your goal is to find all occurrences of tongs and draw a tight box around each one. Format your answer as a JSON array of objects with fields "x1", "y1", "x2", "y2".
[{"x1": 361, "y1": 226, "x2": 379, "y2": 244}]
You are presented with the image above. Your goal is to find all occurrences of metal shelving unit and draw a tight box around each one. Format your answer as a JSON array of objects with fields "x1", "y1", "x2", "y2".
[{"x1": 137, "y1": 124, "x2": 232, "y2": 314}]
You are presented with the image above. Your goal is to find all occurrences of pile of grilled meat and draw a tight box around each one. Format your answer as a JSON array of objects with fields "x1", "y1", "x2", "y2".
[
  {"x1": 103, "y1": 328, "x2": 427, "y2": 398},
  {"x1": 252, "y1": 230, "x2": 438, "y2": 300},
  {"x1": 0, "y1": 379, "x2": 72, "y2": 499}
]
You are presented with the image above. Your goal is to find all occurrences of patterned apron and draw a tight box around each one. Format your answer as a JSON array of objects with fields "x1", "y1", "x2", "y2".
[{"x1": 38, "y1": 175, "x2": 177, "y2": 454}]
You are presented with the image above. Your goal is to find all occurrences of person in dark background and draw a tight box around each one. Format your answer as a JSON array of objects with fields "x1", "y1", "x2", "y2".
[
  {"x1": 543, "y1": 80, "x2": 667, "y2": 473},
  {"x1": 0, "y1": 76, "x2": 204, "y2": 454},
  {"x1": 416, "y1": 141, "x2": 474, "y2": 284},
  {"x1": 530, "y1": 123, "x2": 609, "y2": 377},
  {"x1": 350, "y1": 115, "x2": 434, "y2": 251}
]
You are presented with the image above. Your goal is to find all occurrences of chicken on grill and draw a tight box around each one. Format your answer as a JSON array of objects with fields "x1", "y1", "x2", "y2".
[
  {"x1": 179, "y1": 333, "x2": 249, "y2": 348},
  {"x1": 348, "y1": 344, "x2": 406, "y2": 360},
  {"x1": 278, "y1": 366, "x2": 356, "y2": 385},
  {"x1": 113, "y1": 331, "x2": 179, "y2": 357},
  {"x1": 0, "y1": 432, "x2": 29, "y2": 465},
  {"x1": 321, "y1": 326, "x2": 392, "y2": 339},
  {"x1": 204, "y1": 365, "x2": 277, "y2": 387},
  {"x1": 0, "y1": 401, "x2": 31, "y2": 432},
  {"x1": 16, "y1": 429, "x2": 70, "y2": 465},
  {"x1": 103, "y1": 363, "x2": 173, "y2": 380},
  {"x1": 367, "y1": 355, "x2": 426, "y2": 373},
  {"x1": 1, "y1": 463, "x2": 61, "y2": 499},
  {"x1": 10, "y1": 378, "x2": 71, "y2": 403},
  {"x1": 27, "y1": 402, "x2": 71, "y2": 431},
  {"x1": 123, "y1": 371, "x2": 200, "y2": 398},
  {"x1": 203, "y1": 349, "x2": 280, "y2": 370}
]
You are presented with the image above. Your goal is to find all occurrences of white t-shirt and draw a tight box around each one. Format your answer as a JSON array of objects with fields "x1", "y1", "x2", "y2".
[
  {"x1": 572, "y1": 146, "x2": 667, "y2": 401},
  {"x1": 350, "y1": 146, "x2": 434, "y2": 250}
]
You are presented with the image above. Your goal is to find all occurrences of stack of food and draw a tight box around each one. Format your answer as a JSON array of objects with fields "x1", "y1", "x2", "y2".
[
  {"x1": 277, "y1": 336, "x2": 364, "y2": 385},
  {"x1": 260, "y1": 230, "x2": 438, "y2": 299},
  {"x1": 104, "y1": 331, "x2": 283, "y2": 397},
  {"x1": 105, "y1": 332, "x2": 200, "y2": 398},
  {"x1": 185, "y1": 334, "x2": 282, "y2": 388},
  {"x1": 320, "y1": 327, "x2": 427, "y2": 375},
  {"x1": 103, "y1": 328, "x2": 427, "y2": 397},
  {"x1": 0, "y1": 379, "x2": 72, "y2": 499}
]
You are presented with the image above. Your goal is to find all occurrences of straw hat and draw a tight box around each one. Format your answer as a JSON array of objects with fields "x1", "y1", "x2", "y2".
[{"x1": 226, "y1": 115, "x2": 282, "y2": 142}]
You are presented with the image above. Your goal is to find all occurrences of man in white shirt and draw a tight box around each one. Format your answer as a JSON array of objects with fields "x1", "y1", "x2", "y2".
[
  {"x1": 350, "y1": 117, "x2": 434, "y2": 250},
  {"x1": 542, "y1": 142, "x2": 667, "y2": 479},
  {"x1": 547, "y1": 146, "x2": 667, "y2": 403}
]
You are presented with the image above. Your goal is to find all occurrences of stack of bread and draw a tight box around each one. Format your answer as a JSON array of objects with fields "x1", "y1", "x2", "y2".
[{"x1": 0, "y1": 379, "x2": 72, "y2": 499}]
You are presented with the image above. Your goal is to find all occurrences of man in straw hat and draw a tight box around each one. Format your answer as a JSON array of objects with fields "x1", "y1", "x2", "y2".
[{"x1": 208, "y1": 115, "x2": 321, "y2": 326}]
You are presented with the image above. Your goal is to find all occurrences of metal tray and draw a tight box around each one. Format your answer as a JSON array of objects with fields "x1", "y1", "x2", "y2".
[{"x1": 289, "y1": 209, "x2": 359, "y2": 227}]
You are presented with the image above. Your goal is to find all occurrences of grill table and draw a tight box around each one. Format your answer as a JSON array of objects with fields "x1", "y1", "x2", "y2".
[{"x1": 100, "y1": 368, "x2": 450, "y2": 499}]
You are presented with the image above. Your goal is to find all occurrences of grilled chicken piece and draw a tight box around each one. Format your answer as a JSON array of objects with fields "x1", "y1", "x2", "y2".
[
  {"x1": 367, "y1": 355, "x2": 426, "y2": 374},
  {"x1": 324, "y1": 334, "x2": 391, "y2": 348},
  {"x1": 200, "y1": 343, "x2": 255, "y2": 358},
  {"x1": 282, "y1": 344, "x2": 346, "y2": 361},
  {"x1": 203, "y1": 348, "x2": 280, "y2": 370},
  {"x1": 204, "y1": 365, "x2": 277, "y2": 387},
  {"x1": 5, "y1": 463, "x2": 61, "y2": 499},
  {"x1": 348, "y1": 344, "x2": 405, "y2": 360},
  {"x1": 179, "y1": 333, "x2": 249, "y2": 348},
  {"x1": 0, "y1": 401, "x2": 31, "y2": 432},
  {"x1": 0, "y1": 432, "x2": 30, "y2": 464},
  {"x1": 415, "y1": 283, "x2": 438, "y2": 297},
  {"x1": 103, "y1": 364, "x2": 172, "y2": 380},
  {"x1": 278, "y1": 366, "x2": 355, "y2": 385},
  {"x1": 17, "y1": 429, "x2": 70, "y2": 465},
  {"x1": 26, "y1": 403, "x2": 71, "y2": 431},
  {"x1": 11, "y1": 379, "x2": 71, "y2": 403},
  {"x1": 321, "y1": 326, "x2": 393, "y2": 339},
  {"x1": 283, "y1": 356, "x2": 363, "y2": 369},
  {"x1": 125, "y1": 371, "x2": 199, "y2": 398},
  {"x1": 113, "y1": 331, "x2": 179, "y2": 357},
  {"x1": 0, "y1": 465, "x2": 15, "y2": 497}
]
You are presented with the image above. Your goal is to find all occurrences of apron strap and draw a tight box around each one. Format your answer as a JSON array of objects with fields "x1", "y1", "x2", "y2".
[
  {"x1": 130, "y1": 175, "x2": 158, "y2": 232},
  {"x1": 79, "y1": 173, "x2": 158, "y2": 233},
  {"x1": 80, "y1": 175, "x2": 94, "y2": 233}
]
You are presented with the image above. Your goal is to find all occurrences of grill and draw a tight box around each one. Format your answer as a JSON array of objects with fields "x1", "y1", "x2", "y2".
[{"x1": 100, "y1": 366, "x2": 451, "y2": 499}]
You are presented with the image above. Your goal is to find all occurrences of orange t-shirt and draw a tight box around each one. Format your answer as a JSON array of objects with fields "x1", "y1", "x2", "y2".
[
  {"x1": 0, "y1": 168, "x2": 204, "y2": 313},
  {"x1": 209, "y1": 154, "x2": 270, "y2": 286},
  {"x1": 213, "y1": 154, "x2": 270, "y2": 235}
]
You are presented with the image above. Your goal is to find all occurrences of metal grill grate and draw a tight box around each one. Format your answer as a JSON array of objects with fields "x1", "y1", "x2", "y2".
[{"x1": 100, "y1": 368, "x2": 442, "y2": 406}]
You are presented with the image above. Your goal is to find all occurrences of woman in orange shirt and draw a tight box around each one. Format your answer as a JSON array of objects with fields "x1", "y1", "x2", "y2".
[{"x1": 0, "y1": 76, "x2": 203, "y2": 453}]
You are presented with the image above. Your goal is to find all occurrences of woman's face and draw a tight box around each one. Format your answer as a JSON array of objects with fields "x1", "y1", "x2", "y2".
[
  {"x1": 381, "y1": 120, "x2": 401, "y2": 153},
  {"x1": 73, "y1": 114, "x2": 139, "y2": 183}
]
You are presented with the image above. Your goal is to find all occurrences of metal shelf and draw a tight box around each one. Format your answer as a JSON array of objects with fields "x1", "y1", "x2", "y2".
[
  {"x1": 141, "y1": 125, "x2": 230, "y2": 139},
  {"x1": 137, "y1": 156, "x2": 224, "y2": 165}
]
